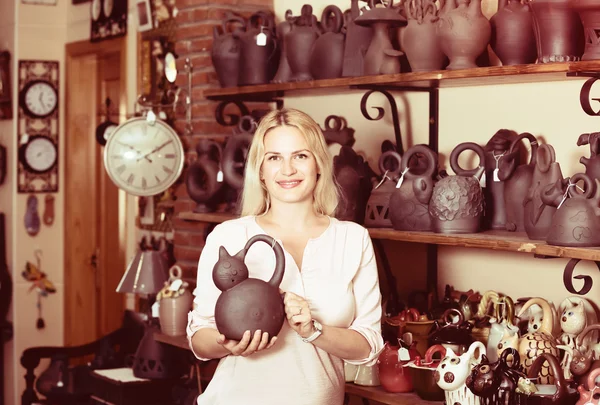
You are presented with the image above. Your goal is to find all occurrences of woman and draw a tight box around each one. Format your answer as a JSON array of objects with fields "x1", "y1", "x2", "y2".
[{"x1": 187, "y1": 108, "x2": 383, "y2": 405}]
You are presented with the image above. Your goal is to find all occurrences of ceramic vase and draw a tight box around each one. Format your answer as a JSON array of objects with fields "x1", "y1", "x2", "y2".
[
  {"x1": 310, "y1": 5, "x2": 345, "y2": 80},
  {"x1": 211, "y1": 14, "x2": 245, "y2": 88},
  {"x1": 401, "y1": 0, "x2": 447, "y2": 72},
  {"x1": 286, "y1": 4, "x2": 320, "y2": 82},
  {"x1": 490, "y1": 0, "x2": 538, "y2": 65},
  {"x1": 571, "y1": 0, "x2": 600, "y2": 60}
]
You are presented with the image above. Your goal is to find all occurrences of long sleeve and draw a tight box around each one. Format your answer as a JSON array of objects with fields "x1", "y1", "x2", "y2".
[{"x1": 345, "y1": 228, "x2": 384, "y2": 366}]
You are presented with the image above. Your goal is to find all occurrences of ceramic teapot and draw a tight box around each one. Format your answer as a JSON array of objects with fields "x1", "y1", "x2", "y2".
[
  {"x1": 389, "y1": 144, "x2": 438, "y2": 232},
  {"x1": 365, "y1": 150, "x2": 402, "y2": 228},
  {"x1": 213, "y1": 234, "x2": 286, "y2": 341},
  {"x1": 466, "y1": 348, "x2": 524, "y2": 405},
  {"x1": 541, "y1": 173, "x2": 600, "y2": 247}
]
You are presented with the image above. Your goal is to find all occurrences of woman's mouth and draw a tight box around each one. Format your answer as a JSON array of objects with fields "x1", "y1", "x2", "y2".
[{"x1": 277, "y1": 180, "x2": 302, "y2": 189}]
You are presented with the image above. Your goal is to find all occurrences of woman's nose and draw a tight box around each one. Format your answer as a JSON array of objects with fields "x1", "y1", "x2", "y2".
[{"x1": 280, "y1": 158, "x2": 296, "y2": 175}]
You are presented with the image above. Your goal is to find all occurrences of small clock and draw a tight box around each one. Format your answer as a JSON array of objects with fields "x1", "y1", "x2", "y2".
[
  {"x1": 19, "y1": 79, "x2": 58, "y2": 119},
  {"x1": 103, "y1": 116, "x2": 184, "y2": 196},
  {"x1": 19, "y1": 135, "x2": 58, "y2": 174}
]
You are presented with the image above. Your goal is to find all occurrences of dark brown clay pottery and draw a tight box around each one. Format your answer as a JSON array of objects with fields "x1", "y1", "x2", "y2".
[
  {"x1": 466, "y1": 348, "x2": 523, "y2": 405},
  {"x1": 213, "y1": 234, "x2": 286, "y2": 341},
  {"x1": 334, "y1": 146, "x2": 374, "y2": 224},
  {"x1": 286, "y1": 4, "x2": 320, "y2": 82},
  {"x1": 529, "y1": 0, "x2": 585, "y2": 63},
  {"x1": 211, "y1": 13, "x2": 245, "y2": 88},
  {"x1": 310, "y1": 5, "x2": 345, "y2": 80},
  {"x1": 236, "y1": 11, "x2": 278, "y2": 86},
  {"x1": 498, "y1": 132, "x2": 539, "y2": 232},
  {"x1": 571, "y1": 0, "x2": 600, "y2": 60},
  {"x1": 400, "y1": 0, "x2": 448, "y2": 72},
  {"x1": 355, "y1": 1, "x2": 407, "y2": 75},
  {"x1": 272, "y1": 10, "x2": 295, "y2": 83},
  {"x1": 577, "y1": 131, "x2": 600, "y2": 180},
  {"x1": 540, "y1": 173, "x2": 600, "y2": 247},
  {"x1": 365, "y1": 150, "x2": 403, "y2": 228},
  {"x1": 429, "y1": 142, "x2": 485, "y2": 234},
  {"x1": 320, "y1": 115, "x2": 356, "y2": 147},
  {"x1": 185, "y1": 140, "x2": 224, "y2": 213},
  {"x1": 436, "y1": 0, "x2": 491, "y2": 69},
  {"x1": 222, "y1": 116, "x2": 255, "y2": 209},
  {"x1": 484, "y1": 129, "x2": 519, "y2": 231},
  {"x1": 389, "y1": 144, "x2": 438, "y2": 231},
  {"x1": 490, "y1": 0, "x2": 537, "y2": 65},
  {"x1": 342, "y1": 0, "x2": 375, "y2": 77},
  {"x1": 523, "y1": 144, "x2": 563, "y2": 240}
]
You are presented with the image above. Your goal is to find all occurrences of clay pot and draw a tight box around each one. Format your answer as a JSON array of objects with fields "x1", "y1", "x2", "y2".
[
  {"x1": 378, "y1": 342, "x2": 418, "y2": 393},
  {"x1": 211, "y1": 13, "x2": 245, "y2": 88},
  {"x1": 429, "y1": 142, "x2": 485, "y2": 234},
  {"x1": 498, "y1": 132, "x2": 539, "y2": 232},
  {"x1": 490, "y1": 0, "x2": 538, "y2": 65},
  {"x1": 365, "y1": 150, "x2": 403, "y2": 228},
  {"x1": 185, "y1": 140, "x2": 224, "y2": 213},
  {"x1": 523, "y1": 144, "x2": 563, "y2": 240},
  {"x1": 342, "y1": 0, "x2": 375, "y2": 77},
  {"x1": 236, "y1": 11, "x2": 278, "y2": 86},
  {"x1": 541, "y1": 173, "x2": 600, "y2": 247},
  {"x1": 310, "y1": 5, "x2": 345, "y2": 80},
  {"x1": 400, "y1": 0, "x2": 448, "y2": 72},
  {"x1": 213, "y1": 234, "x2": 286, "y2": 341},
  {"x1": 389, "y1": 144, "x2": 438, "y2": 231},
  {"x1": 577, "y1": 131, "x2": 600, "y2": 180},
  {"x1": 272, "y1": 10, "x2": 295, "y2": 83},
  {"x1": 321, "y1": 115, "x2": 356, "y2": 147},
  {"x1": 407, "y1": 345, "x2": 447, "y2": 401},
  {"x1": 334, "y1": 146, "x2": 373, "y2": 224},
  {"x1": 355, "y1": 1, "x2": 407, "y2": 75},
  {"x1": 286, "y1": 4, "x2": 320, "y2": 82},
  {"x1": 436, "y1": 0, "x2": 491, "y2": 69},
  {"x1": 529, "y1": 0, "x2": 585, "y2": 63},
  {"x1": 571, "y1": 0, "x2": 600, "y2": 60}
]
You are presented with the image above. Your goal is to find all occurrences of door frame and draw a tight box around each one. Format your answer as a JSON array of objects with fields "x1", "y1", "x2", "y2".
[{"x1": 64, "y1": 37, "x2": 128, "y2": 344}]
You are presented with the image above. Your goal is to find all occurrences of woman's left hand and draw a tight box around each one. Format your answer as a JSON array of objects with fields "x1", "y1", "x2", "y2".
[{"x1": 282, "y1": 290, "x2": 314, "y2": 339}]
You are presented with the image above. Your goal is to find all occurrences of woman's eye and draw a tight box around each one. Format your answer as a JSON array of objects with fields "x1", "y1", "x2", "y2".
[
  {"x1": 295, "y1": 153, "x2": 308, "y2": 159},
  {"x1": 267, "y1": 155, "x2": 280, "y2": 161}
]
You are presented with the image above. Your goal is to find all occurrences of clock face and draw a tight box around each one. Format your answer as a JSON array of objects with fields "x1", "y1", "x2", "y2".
[
  {"x1": 104, "y1": 0, "x2": 114, "y2": 18},
  {"x1": 21, "y1": 80, "x2": 58, "y2": 119},
  {"x1": 91, "y1": 0, "x2": 102, "y2": 21},
  {"x1": 22, "y1": 136, "x2": 58, "y2": 174},
  {"x1": 104, "y1": 117, "x2": 184, "y2": 196}
]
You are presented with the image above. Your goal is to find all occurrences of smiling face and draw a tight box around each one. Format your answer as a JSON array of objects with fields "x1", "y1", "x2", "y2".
[{"x1": 261, "y1": 125, "x2": 319, "y2": 208}]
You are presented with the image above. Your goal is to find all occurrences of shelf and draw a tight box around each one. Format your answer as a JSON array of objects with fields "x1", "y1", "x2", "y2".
[
  {"x1": 345, "y1": 384, "x2": 440, "y2": 405},
  {"x1": 202, "y1": 61, "x2": 600, "y2": 100},
  {"x1": 178, "y1": 211, "x2": 600, "y2": 261}
]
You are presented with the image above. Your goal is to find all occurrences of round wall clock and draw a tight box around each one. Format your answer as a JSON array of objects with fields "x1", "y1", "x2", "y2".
[
  {"x1": 19, "y1": 136, "x2": 58, "y2": 174},
  {"x1": 19, "y1": 80, "x2": 58, "y2": 119},
  {"x1": 103, "y1": 116, "x2": 184, "y2": 196}
]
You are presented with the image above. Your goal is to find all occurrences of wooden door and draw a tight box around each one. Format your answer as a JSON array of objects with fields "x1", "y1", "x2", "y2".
[{"x1": 65, "y1": 39, "x2": 127, "y2": 346}]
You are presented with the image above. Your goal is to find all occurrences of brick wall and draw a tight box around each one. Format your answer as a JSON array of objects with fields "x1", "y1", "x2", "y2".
[{"x1": 172, "y1": 0, "x2": 274, "y2": 280}]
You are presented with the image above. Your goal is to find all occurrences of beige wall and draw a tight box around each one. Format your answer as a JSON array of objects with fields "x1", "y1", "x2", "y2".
[{"x1": 275, "y1": 1, "x2": 600, "y2": 312}]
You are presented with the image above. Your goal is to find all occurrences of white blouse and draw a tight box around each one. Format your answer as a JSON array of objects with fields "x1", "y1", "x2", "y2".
[{"x1": 186, "y1": 215, "x2": 384, "y2": 405}]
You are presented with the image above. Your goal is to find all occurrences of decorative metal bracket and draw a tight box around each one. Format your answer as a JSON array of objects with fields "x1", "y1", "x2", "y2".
[
  {"x1": 359, "y1": 89, "x2": 404, "y2": 155},
  {"x1": 562, "y1": 258, "x2": 600, "y2": 296},
  {"x1": 136, "y1": 58, "x2": 194, "y2": 134},
  {"x1": 567, "y1": 72, "x2": 600, "y2": 116}
]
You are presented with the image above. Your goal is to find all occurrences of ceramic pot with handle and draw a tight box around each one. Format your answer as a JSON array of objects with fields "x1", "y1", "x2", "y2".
[
  {"x1": 365, "y1": 150, "x2": 402, "y2": 228},
  {"x1": 310, "y1": 5, "x2": 345, "y2": 80},
  {"x1": 211, "y1": 13, "x2": 246, "y2": 88}
]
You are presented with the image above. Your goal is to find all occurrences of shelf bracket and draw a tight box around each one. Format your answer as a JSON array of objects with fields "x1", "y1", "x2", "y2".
[
  {"x1": 566, "y1": 74, "x2": 600, "y2": 116},
  {"x1": 562, "y1": 258, "x2": 599, "y2": 296}
]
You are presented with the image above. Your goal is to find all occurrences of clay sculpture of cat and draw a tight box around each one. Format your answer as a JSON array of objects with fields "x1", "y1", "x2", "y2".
[
  {"x1": 466, "y1": 348, "x2": 524, "y2": 405},
  {"x1": 435, "y1": 341, "x2": 486, "y2": 405}
]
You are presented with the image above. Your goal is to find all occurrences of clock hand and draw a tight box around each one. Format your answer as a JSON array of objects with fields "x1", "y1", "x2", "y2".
[
  {"x1": 117, "y1": 141, "x2": 152, "y2": 163},
  {"x1": 137, "y1": 140, "x2": 173, "y2": 162}
]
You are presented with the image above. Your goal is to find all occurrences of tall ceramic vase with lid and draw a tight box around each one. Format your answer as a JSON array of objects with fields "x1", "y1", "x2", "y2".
[
  {"x1": 400, "y1": 0, "x2": 447, "y2": 72},
  {"x1": 529, "y1": 0, "x2": 584, "y2": 63},
  {"x1": 158, "y1": 265, "x2": 193, "y2": 337},
  {"x1": 436, "y1": 0, "x2": 491, "y2": 69},
  {"x1": 571, "y1": 0, "x2": 600, "y2": 60},
  {"x1": 490, "y1": 0, "x2": 537, "y2": 65}
]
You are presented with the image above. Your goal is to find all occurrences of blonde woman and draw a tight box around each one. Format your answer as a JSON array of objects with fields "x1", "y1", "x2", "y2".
[{"x1": 187, "y1": 108, "x2": 383, "y2": 405}]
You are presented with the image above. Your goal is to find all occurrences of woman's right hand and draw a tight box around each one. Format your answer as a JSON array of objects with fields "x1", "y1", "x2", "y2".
[{"x1": 216, "y1": 330, "x2": 278, "y2": 357}]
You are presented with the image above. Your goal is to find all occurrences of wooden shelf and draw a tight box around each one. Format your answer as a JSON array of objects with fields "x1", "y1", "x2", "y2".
[
  {"x1": 178, "y1": 211, "x2": 600, "y2": 261},
  {"x1": 202, "y1": 61, "x2": 600, "y2": 100},
  {"x1": 345, "y1": 384, "x2": 440, "y2": 405}
]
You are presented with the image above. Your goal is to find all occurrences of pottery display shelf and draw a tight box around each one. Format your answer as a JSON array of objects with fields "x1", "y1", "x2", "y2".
[
  {"x1": 178, "y1": 212, "x2": 600, "y2": 261},
  {"x1": 153, "y1": 330, "x2": 440, "y2": 405},
  {"x1": 202, "y1": 61, "x2": 600, "y2": 100}
]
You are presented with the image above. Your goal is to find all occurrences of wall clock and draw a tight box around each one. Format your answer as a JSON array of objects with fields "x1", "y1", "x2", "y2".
[
  {"x1": 17, "y1": 60, "x2": 59, "y2": 193},
  {"x1": 91, "y1": 0, "x2": 127, "y2": 42},
  {"x1": 103, "y1": 116, "x2": 184, "y2": 196}
]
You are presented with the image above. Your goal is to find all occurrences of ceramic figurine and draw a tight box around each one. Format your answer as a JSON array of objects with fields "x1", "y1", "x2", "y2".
[
  {"x1": 578, "y1": 131, "x2": 600, "y2": 180},
  {"x1": 466, "y1": 348, "x2": 524, "y2": 405},
  {"x1": 213, "y1": 234, "x2": 286, "y2": 341},
  {"x1": 487, "y1": 295, "x2": 519, "y2": 363},
  {"x1": 576, "y1": 367, "x2": 600, "y2": 405}
]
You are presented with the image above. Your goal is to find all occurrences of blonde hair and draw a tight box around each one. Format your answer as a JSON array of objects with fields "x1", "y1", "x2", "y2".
[{"x1": 240, "y1": 108, "x2": 339, "y2": 217}]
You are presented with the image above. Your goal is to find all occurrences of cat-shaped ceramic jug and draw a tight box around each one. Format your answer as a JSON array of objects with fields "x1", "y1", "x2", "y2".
[
  {"x1": 466, "y1": 348, "x2": 524, "y2": 405},
  {"x1": 213, "y1": 234, "x2": 285, "y2": 341}
]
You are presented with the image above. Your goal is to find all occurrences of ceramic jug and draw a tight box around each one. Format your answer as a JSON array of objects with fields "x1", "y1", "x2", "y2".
[
  {"x1": 429, "y1": 142, "x2": 485, "y2": 234},
  {"x1": 571, "y1": 0, "x2": 600, "y2": 61},
  {"x1": 237, "y1": 11, "x2": 278, "y2": 86},
  {"x1": 407, "y1": 344, "x2": 447, "y2": 401},
  {"x1": 310, "y1": 5, "x2": 345, "y2": 80},
  {"x1": 334, "y1": 146, "x2": 373, "y2": 224},
  {"x1": 272, "y1": 10, "x2": 295, "y2": 83},
  {"x1": 158, "y1": 265, "x2": 193, "y2": 337},
  {"x1": 321, "y1": 115, "x2": 355, "y2": 147},
  {"x1": 211, "y1": 13, "x2": 245, "y2": 88},
  {"x1": 466, "y1": 348, "x2": 524, "y2": 405},
  {"x1": 436, "y1": 0, "x2": 491, "y2": 69},
  {"x1": 341, "y1": 0, "x2": 374, "y2": 77},
  {"x1": 389, "y1": 144, "x2": 438, "y2": 231},
  {"x1": 365, "y1": 150, "x2": 402, "y2": 228},
  {"x1": 378, "y1": 338, "x2": 419, "y2": 393},
  {"x1": 523, "y1": 144, "x2": 563, "y2": 240},
  {"x1": 487, "y1": 295, "x2": 519, "y2": 363},
  {"x1": 286, "y1": 4, "x2": 320, "y2": 82},
  {"x1": 577, "y1": 131, "x2": 600, "y2": 181},
  {"x1": 498, "y1": 132, "x2": 538, "y2": 232},
  {"x1": 541, "y1": 173, "x2": 600, "y2": 247},
  {"x1": 185, "y1": 139, "x2": 224, "y2": 213},
  {"x1": 213, "y1": 234, "x2": 286, "y2": 341},
  {"x1": 490, "y1": 0, "x2": 537, "y2": 65},
  {"x1": 576, "y1": 367, "x2": 600, "y2": 405}
]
